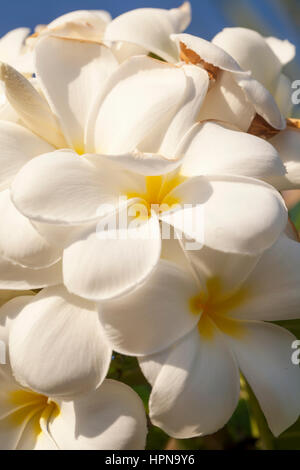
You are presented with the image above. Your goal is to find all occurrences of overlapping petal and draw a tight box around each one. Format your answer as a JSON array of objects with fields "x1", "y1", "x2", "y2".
[
  {"x1": 98, "y1": 260, "x2": 200, "y2": 355},
  {"x1": 9, "y1": 285, "x2": 112, "y2": 398}
]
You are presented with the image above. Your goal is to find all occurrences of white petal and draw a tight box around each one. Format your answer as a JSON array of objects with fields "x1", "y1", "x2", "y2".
[
  {"x1": 99, "y1": 260, "x2": 200, "y2": 355},
  {"x1": 35, "y1": 36, "x2": 118, "y2": 151},
  {"x1": 212, "y1": 28, "x2": 281, "y2": 89},
  {"x1": 44, "y1": 10, "x2": 110, "y2": 41},
  {"x1": 0, "y1": 190, "x2": 61, "y2": 268},
  {"x1": 0, "y1": 294, "x2": 32, "y2": 332},
  {"x1": 0, "y1": 295, "x2": 33, "y2": 371},
  {"x1": 159, "y1": 64, "x2": 209, "y2": 157},
  {"x1": 0, "y1": 62, "x2": 66, "y2": 147},
  {"x1": 140, "y1": 326, "x2": 240, "y2": 438},
  {"x1": 268, "y1": 127, "x2": 300, "y2": 190},
  {"x1": 178, "y1": 121, "x2": 285, "y2": 179},
  {"x1": 9, "y1": 285, "x2": 112, "y2": 398},
  {"x1": 0, "y1": 256, "x2": 62, "y2": 290},
  {"x1": 0, "y1": 28, "x2": 29, "y2": 64},
  {"x1": 274, "y1": 73, "x2": 293, "y2": 117},
  {"x1": 63, "y1": 209, "x2": 161, "y2": 301},
  {"x1": 229, "y1": 234, "x2": 300, "y2": 321},
  {"x1": 90, "y1": 150, "x2": 183, "y2": 176},
  {"x1": 266, "y1": 36, "x2": 296, "y2": 66},
  {"x1": 235, "y1": 72, "x2": 286, "y2": 130},
  {"x1": 0, "y1": 120, "x2": 54, "y2": 190},
  {"x1": 49, "y1": 380, "x2": 147, "y2": 450},
  {"x1": 17, "y1": 426, "x2": 57, "y2": 450},
  {"x1": 224, "y1": 322, "x2": 300, "y2": 436},
  {"x1": 161, "y1": 175, "x2": 288, "y2": 255},
  {"x1": 12, "y1": 151, "x2": 141, "y2": 225},
  {"x1": 86, "y1": 55, "x2": 187, "y2": 154},
  {"x1": 198, "y1": 71, "x2": 255, "y2": 131},
  {"x1": 105, "y1": 3, "x2": 191, "y2": 62}
]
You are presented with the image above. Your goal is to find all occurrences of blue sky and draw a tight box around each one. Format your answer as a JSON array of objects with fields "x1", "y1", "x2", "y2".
[{"x1": 0, "y1": 0, "x2": 298, "y2": 44}]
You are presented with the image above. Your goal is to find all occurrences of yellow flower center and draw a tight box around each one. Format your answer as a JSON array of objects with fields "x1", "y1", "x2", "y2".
[
  {"x1": 190, "y1": 278, "x2": 248, "y2": 340},
  {"x1": 126, "y1": 174, "x2": 184, "y2": 218},
  {"x1": 8, "y1": 389, "x2": 60, "y2": 437}
]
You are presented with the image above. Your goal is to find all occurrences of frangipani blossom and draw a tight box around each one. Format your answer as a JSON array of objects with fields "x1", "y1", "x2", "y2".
[
  {"x1": 213, "y1": 27, "x2": 296, "y2": 117},
  {"x1": 0, "y1": 334, "x2": 146, "y2": 452},
  {"x1": 171, "y1": 33, "x2": 286, "y2": 133},
  {"x1": 96, "y1": 233, "x2": 300, "y2": 438},
  {"x1": 11, "y1": 148, "x2": 287, "y2": 302}
]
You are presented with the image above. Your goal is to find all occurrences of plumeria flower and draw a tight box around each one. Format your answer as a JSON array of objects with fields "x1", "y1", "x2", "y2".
[
  {"x1": 10, "y1": 151, "x2": 287, "y2": 302},
  {"x1": 0, "y1": 300, "x2": 147, "y2": 450},
  {"x1": 212, "y1": 27, "x2": 296, "y2": 117},
  {"x1": 171, "y1": 33, "x2": 286, "y2": 134},
  {"x1": 0, "y1": 295, "x2": 147, "y2": 450},
  {"x1": 94, "y1": 230, "x2": 300, "y2": 438},
  {"x1": 0, "y1": 375, "x2": 147, "y2": 450}
]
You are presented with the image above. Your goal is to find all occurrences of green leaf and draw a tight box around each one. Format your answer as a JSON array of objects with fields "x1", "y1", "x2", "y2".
[{"x1": 289, "y1": 201, "x2": 300, "y2": 230}]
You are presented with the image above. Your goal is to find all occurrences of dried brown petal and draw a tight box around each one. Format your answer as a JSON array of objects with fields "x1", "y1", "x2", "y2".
[{"x1": 179, "y1": 41, "x2": 219, "y2": 80}]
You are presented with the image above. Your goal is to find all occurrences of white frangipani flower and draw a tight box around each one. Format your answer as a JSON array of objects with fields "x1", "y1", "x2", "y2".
[
  {"x1": 95, "y1": 232, "x2": 300, "y2": 438},
  {"x1": 0, "y1": 356, "x2": 146, "y2": 450},
  {"x1": 10, "y1": 151, "x2": 287, "y2": 302},
  {"x1": 171, "y1": 33, "x2": 286, "y2": 133},
  {"x1": 0, "y1": 296, "x2": 146, "y2": 450},
  {"x1": 212, "y1": 27, "x2": 296, "y2": 117}
]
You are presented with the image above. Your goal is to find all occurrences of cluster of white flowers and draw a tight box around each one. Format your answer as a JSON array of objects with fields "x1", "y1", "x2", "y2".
[{"x1": 0, "y1": 2, "x2": 300, "y2": 450}]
